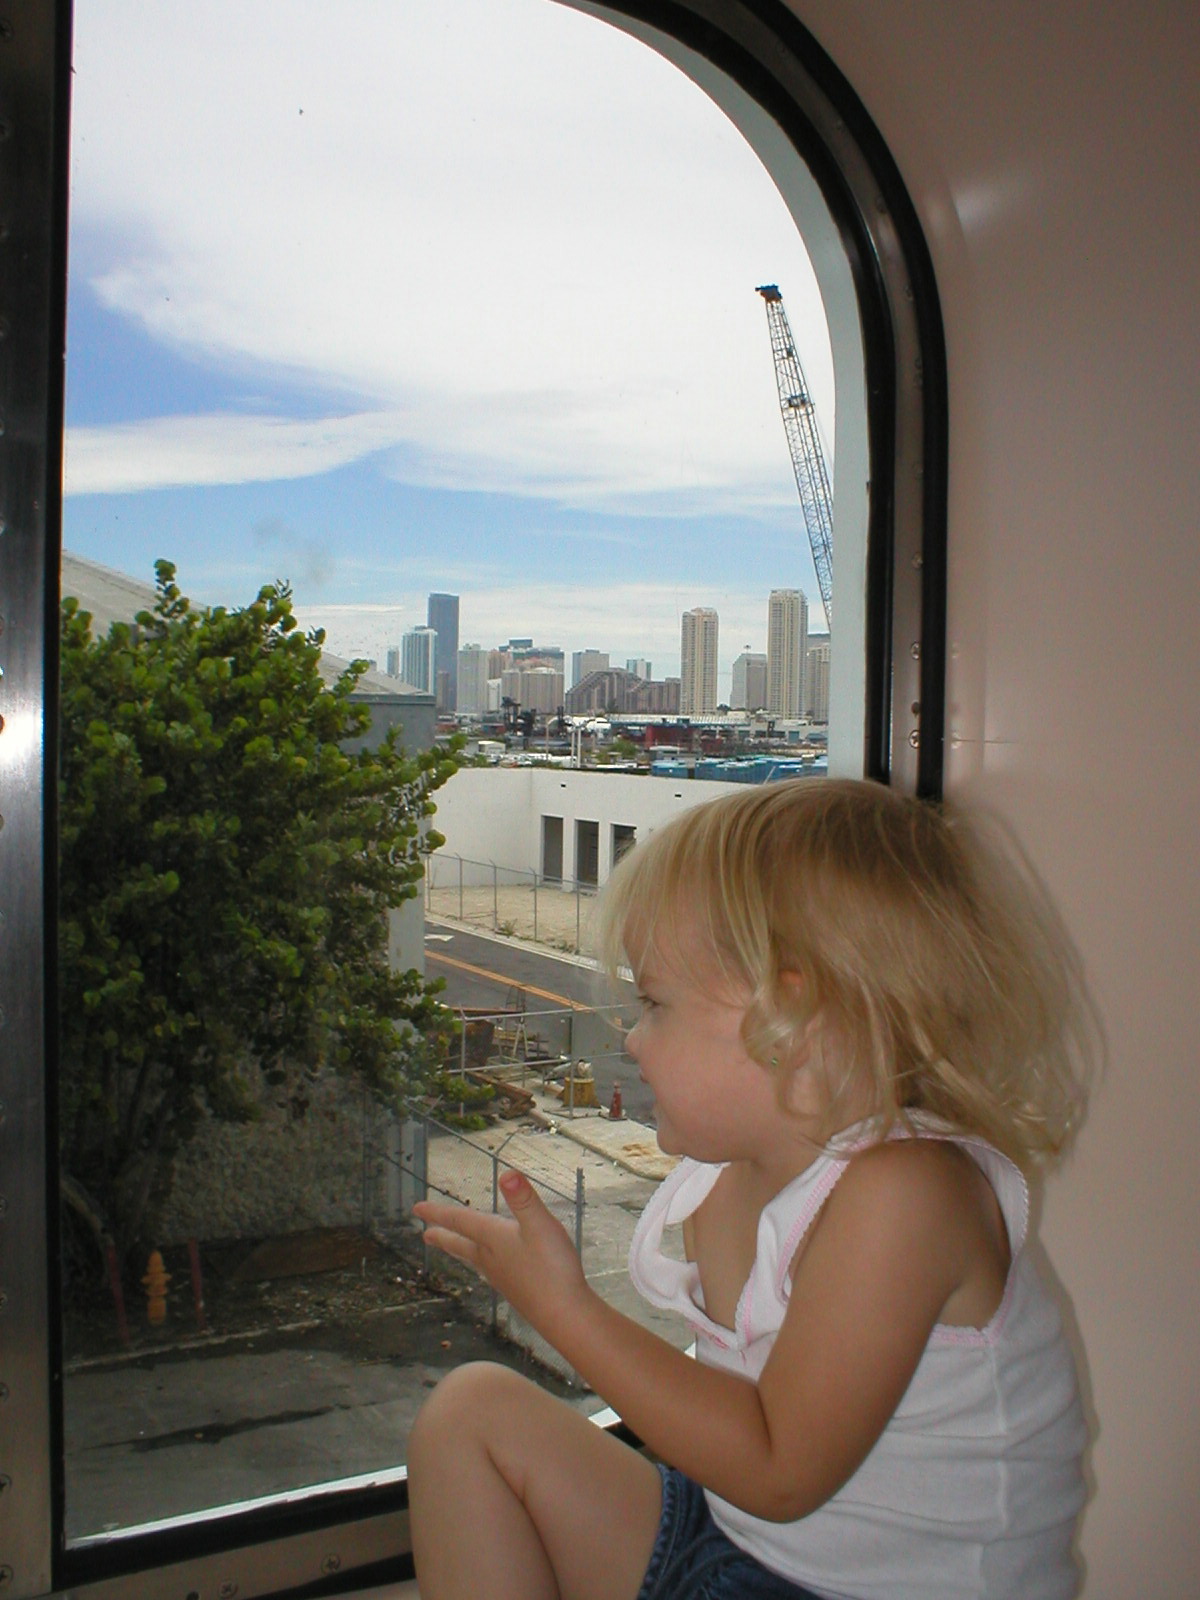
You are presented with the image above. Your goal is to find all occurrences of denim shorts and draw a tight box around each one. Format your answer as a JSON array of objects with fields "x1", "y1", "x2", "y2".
[{"x1": 635, "y1": 1465, "x2": 825, "y2": 1600}]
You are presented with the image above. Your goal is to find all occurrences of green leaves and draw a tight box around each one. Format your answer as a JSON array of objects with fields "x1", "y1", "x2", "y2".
[{"x1": 58, "y1": 563, "x2": 460, "y2": 1257}]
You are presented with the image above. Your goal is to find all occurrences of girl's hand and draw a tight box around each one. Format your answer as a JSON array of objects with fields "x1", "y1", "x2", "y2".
[{"x1": 414, "y1": 1171, "x2": 590, "y2": 1337}]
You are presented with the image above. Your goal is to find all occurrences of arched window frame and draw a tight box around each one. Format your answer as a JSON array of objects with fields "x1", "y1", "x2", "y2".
[{"x1": 0, "y1": 2, "x2": 946, "y2": 1595}]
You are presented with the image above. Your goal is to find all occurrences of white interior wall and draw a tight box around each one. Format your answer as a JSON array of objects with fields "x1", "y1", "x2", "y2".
[{"x1": 781, "y1": 4, "x2": 1199, "y2": 1593}]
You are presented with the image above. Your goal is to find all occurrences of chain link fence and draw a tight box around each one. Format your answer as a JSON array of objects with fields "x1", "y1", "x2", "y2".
[
  {"x1": 393, "y1": 1111, "x2": 585, "y2": 1382},
  {"x1": 424, "y1": 852, "x2": 598, "y2": 953},
  {"x1": 362, "y1": 1001, "x2": 661, "y2": 1386}
]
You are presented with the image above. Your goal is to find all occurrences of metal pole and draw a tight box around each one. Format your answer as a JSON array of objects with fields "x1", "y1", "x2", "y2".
[
  {"x1": 575, "y1": 876, "x2": 581, "y2": 952},
  {"x1": 491, "y1": 1153, "x2": 500, "y2": 1333},
  {"x1": 533, "y1": 867, "x2": 538, "y2": 945},
  {"x1": 493, "y1": 861, "x2": 498, "y2": 930},
  {"x1": 460, "y1": 1011, "x2": 468, "y2": 1076},
  {"x1": 575, "y1": 1168, "x2": 585, "y2": 1258},
  {"x1": 458, "y1": 853, "x2": 464, "y2": 920},
  {"x1": 362, "y1": 1083, "x2": 370, "y2": 1234}
]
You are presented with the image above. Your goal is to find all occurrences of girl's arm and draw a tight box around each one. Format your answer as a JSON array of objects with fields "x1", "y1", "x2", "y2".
[{"x1": 415, "y1": 1142, "x2": 982, "y2": 1522}]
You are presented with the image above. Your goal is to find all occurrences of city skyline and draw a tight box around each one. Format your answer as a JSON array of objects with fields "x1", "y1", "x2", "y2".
[{"x1": 372, "y1": 588, "x2": 827, "y2": 707}]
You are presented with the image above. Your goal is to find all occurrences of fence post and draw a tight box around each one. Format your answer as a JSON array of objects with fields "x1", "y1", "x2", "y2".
[
  {"x1": 361, "y1": 1083, "x2": 370, "y2": 1234},
  {"x1": 491, "y1": 1152, "x2": 500, "y2": 1334}
]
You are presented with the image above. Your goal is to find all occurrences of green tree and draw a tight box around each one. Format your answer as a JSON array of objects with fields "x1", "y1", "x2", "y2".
[{"x1": 58, "y1": 562, "x2": 459, "y2": 1264}]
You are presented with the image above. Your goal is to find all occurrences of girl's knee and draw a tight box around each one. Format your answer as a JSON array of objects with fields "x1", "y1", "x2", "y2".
[{"x1": 409, "y1": 1361, "x2": 536, "y2": 1464}]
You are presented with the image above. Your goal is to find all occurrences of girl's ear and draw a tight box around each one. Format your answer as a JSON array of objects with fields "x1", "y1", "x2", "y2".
[{"x1": 779, "y1": 968, "x2": 806, "y2": 1001}]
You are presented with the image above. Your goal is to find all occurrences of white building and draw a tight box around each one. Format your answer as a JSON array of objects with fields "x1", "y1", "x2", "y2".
[
  {"x1": 680, "y1": 607, "x2": 719, "y2": 715},
  {"x1": 732, "y1": 648, "x2": 768, "y2": 711},
  {"x1": 766, "y1": 589, "x2": 808, "y2": 718},
  {"x1": 401, "y1": 626, "x2": 438, "y2": 694},
  {"x1": 430, "y1": 766, "x2": 747, "y2": 894},
  {"x1": 456, "y1": 643, "x2": 489, "y2": 715},
  {"x1": 571, "y1": 649, "x2": 610, "y2": 687},
  {"x1": 501, "y1": 665, "x2": 565, "y2": 715},
  {"x1": 806, "y1": 639, "x2": 831, "y2": 723}
]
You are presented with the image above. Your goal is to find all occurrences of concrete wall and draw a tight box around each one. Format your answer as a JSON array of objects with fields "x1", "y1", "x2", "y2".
[{"x1": 429, "y1": 766, "x2": 745, "y2": 885}]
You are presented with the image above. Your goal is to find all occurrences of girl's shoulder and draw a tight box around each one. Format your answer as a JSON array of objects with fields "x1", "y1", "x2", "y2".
[{"x1": 804, "y1": 1135, "x2": 1019, "y2": 1332}]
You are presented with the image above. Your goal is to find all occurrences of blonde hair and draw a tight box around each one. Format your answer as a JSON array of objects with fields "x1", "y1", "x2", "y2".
[{"x1": 596, "y1": 779, "x2": 1096, "y2": 1169}]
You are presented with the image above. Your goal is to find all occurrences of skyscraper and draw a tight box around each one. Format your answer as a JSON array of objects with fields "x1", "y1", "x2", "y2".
[
  {"x1": 806, "y1": 639, "x2": 831, "y2": 723},
  {"x1": 426, "y1": 593, "x2": 460, "y2": 712},
  {"x1": 401, "y1": 626, "x2": 438, "y2": 694},
  {"x1": 732, "y1": 648, "x2": 768, "y2": 711},
  {"x1": 680, "y1": 607, "x2": 719, "y2": 715},
  {"x1": 766, "y1": 589, "x2": 808, "y2": 718},
  {"x1": 572, "y1": 649, "x2": 610, "y2": 688},
  {"x1": 456, "y1": 644, "x2": 489, "y2": 716}
]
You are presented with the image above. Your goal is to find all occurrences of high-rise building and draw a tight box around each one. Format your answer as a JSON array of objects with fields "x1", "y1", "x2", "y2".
[
  {"x1": 766, "y1": 589, "x2": 808, "y2": 718},
  {"x1": 732, "y1": 648, "x2": 768, "y2": 711},
  {"x1": 500, "y1": 664, "x2": 564, "y2": 715},
  {"x1": 427, "y1": 593, "x2": 460, "y2": 712},
  {"x1": 680, "y1": 607, "x2": 719, "y2": 715},
  {"x1": 806, "y1": 637, "x2": 831, "y2": 723},
  {"x1": 456, "y1": 644, "x2": 489, "y2": 715},
  {"x1": 385, "y1": 646, "x2": 400, "y2": 679},
  {"x1": 572, "y1": 649, "x2": 610, "y2": 688},
  {"x1": 626, "y1": 658, "x2": 652, "y2": 680},
  {"x1": 401, "y1": 626, "x2": 438, "y2": 694},
  {"x1": 518, "y1": 666, "x2": 564, "y2": 715}
]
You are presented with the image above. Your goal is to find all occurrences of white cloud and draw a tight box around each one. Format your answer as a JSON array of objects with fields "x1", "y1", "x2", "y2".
[
  {"x1": 64, "y1": 410, "x2": 411, "y2": 495},
  {"x1": 68, "y1": 0, "x2": 833, "y2": 511}
]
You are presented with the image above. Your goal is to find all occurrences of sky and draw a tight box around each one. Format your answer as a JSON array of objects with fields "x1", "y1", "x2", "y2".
[{"x1": 62, "y1": 0, "x2": 834, "y2": 698}]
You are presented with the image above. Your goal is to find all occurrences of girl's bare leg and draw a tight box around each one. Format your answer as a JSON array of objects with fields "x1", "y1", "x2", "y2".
[{"x1": 408, "y1": 1362, "x2": 663, "y2": 1600}]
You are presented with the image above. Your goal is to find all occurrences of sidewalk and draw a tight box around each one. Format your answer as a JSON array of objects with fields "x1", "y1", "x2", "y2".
[{"x1": 528, "y1": 1087, "x2": 677, "y2": 1182}]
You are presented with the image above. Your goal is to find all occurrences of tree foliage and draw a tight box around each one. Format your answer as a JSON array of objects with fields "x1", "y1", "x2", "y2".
[{"x1": 58, "y1": 562, "x2": 459, "y2": 1260}]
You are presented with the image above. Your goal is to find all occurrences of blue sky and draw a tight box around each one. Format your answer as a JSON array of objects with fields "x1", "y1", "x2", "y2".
[{"x1": 62, "y1": 0, "x2": 833, "y2": 694}]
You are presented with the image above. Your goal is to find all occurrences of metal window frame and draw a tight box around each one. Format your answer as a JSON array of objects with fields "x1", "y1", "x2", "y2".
[{"x1": 0, "y1": 2, "x2": 946, "y2": 1596}]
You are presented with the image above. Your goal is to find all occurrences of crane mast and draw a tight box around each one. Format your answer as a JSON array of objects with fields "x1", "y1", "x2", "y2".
[{"x1": 756, "y1": 284, "x2": 834, "y2": 626}]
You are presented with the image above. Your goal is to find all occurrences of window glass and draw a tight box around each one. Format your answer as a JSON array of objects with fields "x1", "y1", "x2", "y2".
[{"x1": 59, "y1": 0, "x2": 849, "y2": 1544}]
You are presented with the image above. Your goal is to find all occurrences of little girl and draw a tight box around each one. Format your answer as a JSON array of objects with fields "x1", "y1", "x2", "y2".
[{"x1": 410, "y1": 779, "x2": 1092, "y2": 1600}]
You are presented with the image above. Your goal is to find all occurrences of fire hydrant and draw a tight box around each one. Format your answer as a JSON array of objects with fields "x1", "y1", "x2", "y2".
[
  {"x1": 142, "y1": 1249, "x2": 171, "y2": 1326},
  {"x1": 609, "y1": 1082, "x2": 624, "y2": 1120}
]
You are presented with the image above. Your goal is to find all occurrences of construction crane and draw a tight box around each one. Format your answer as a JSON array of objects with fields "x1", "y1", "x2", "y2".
[{"x1": 756, "y1": 284, "x2": 834, "y2": 627}]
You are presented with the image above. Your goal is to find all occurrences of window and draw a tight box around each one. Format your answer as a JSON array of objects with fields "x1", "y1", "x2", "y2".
[{"x1": 0, "y1": 2, "x2": 946, "y2": 1595}]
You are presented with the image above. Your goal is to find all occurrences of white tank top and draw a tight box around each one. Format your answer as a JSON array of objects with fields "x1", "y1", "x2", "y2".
[{"x1": 628, "y1": 1126, "x2": 1087, "y2": 1600}]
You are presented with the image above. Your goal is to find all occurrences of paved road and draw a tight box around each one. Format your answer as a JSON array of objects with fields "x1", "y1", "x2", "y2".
[{"x1": 423, "y1": 920, "x2": 656, "y2": 1123}]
